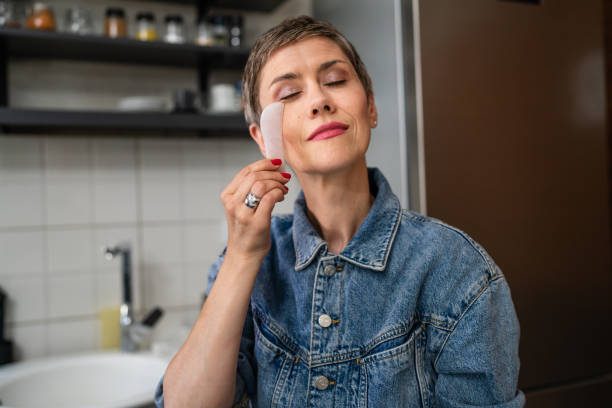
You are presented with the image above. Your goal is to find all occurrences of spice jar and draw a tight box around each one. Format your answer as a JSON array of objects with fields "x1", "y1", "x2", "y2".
[
  {"x1": 136, "y1": 12, "x2": 157, "y2": 41},
  {"x1": 164, "y1": 15, "x2": 185, "y2": 44},
  {"x1": 196, "y1": 15, "x2": 214, "y2": 46},
  {"x1": 25, "y1": 2, "x2": 56, "y2": 31},
  {"x1": 211, "y1": 15, "x2": 228, "y2": 46},
  {"x1": 105, "y1": 7, "x2": 126, "y2": 38},
  {"x1": 0, "y1": 1, "x2": 21, "y2": 28},
  {"x1": 64, "y1": 7, "x2": 92, "y2": 35}
]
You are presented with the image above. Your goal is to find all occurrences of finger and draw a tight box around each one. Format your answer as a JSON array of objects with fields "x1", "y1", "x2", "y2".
[
  {"x1": 223, "y1": 158, "x2": 284, "y2": 196},
  {"x1": 233, "y1": 170, "x2": 290, "y2": 203},
  {"x1": 254, "y1": 187, "x2": 285, "y2": 217},
  {"x1": 249, "y1": 179, "x2": 289, "y2": 199}
]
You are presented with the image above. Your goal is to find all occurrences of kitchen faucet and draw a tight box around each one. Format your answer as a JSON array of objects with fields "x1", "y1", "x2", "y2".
[{"x1": 103, "y1": 243, "x2": 163, "y2": 352}]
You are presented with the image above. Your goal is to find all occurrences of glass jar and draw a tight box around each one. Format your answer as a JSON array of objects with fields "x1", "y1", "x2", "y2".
[
  {"x1": 105, "y1": 7, "x2": 126, "y2": 38},
  {"x1": 196, "y1": 15, "x2": 214, "y2": 46},
  {"x1": 64, "y1": 7, "x2": 92, "y2": 35},
  {"x1": 228, "y1": 15, "x2": 243, "y2": 48},
  {"x1": 164, "y1": 14, "x2": 185, "y2": 44},
  {"x1": 0, "y1": 1, "x2": 21, "y2": 28},
  {"x1": 211, "y1": 15, "x2": 228, "y2": 47},
  {"x1": 25, "y1": 2, "x2": 56, "y2": 31},
  {"x1": 136, "y1": 12, "x2": 157, "y2": 41}
]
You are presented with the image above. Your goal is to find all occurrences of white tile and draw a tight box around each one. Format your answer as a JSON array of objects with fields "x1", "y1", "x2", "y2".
[
  {"x1": 44, "y1": 137, "x2": 90, "y2": 180},
  {"x1": 184, "y1": 263, "x2": 208, "y2": 308},
  {"x1": 142, "y1": 225, "x2": 181, "y2": 265},
  {"x1": 143, "y1": 263, "x2": 183, "y2": 309},
  {"x1": 48, "y1": 318, "x2": 98, "y2": 356},
  {"x1": 183, "y1": 223, "x2": 223, "y2": 264},
  {"x1": 0, "y1": 230, "x2": 45, "y2": 276},
  {"x1": 221, "y1": 139, "x2": 262, "y2": 183},
  {"x1": 0, "y1": 136, "x2": 42, "y2": 182},
  {"x1": 0, "y1": 275, "x2": 46, "y2": 323},
  {"x1": 140, "y1": 179, "x2": 181, "y2": 221},
  {"x1": 182, "y1": 178, "x2": 225, "y2": 221},
  {"x1": 181, "y1": 139, "x2": 224, "y2": 180},
  {"x1": 95, "y1": 272, "x2": 121, "y2": 309},
  {"x1": 0, "y1": 181, "x2": 44, "y2": 227},
  {"x1": 92, "y1": 138, "x2": 136, "y2": 180},
  {"x1": 139, "y1": 139, "x2": 181, "y2": 181},
  {"x1": 93, "y1": 227, "x2": 139, "y2": 271},
  {"x1": 6, "y1": 323, "x2": 48, "y2": 360},
  {"x1": 46, "y1": 229, "x2": 93, "y2": 274},
  {"x1": 93, "y1": 180, "x2": 137, "y2": 223},
  {"x1": 45, "y1": 180, "x2": 92, "y2": 225},
  {"x1": 48, "y1": 274, "x2": 96, "y2": 319}
]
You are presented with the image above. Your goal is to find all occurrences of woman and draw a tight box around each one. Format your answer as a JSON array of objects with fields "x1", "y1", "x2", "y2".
[{"x1": 156, "y1": 16, "x2": 525, "y2": 408}]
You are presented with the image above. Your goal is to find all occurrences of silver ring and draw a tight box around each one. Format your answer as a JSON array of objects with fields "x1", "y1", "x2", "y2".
[{"x1": 244, "y1": 191, "x2": 261, "y2": 209}]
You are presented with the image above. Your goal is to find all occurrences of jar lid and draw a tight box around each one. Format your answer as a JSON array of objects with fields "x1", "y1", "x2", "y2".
[
  {"x1": 32, "y1": 2, "x2": 52, "y2": 12},
  {"x1": 105, "y1": 7, "x2": 125, "y2": 18},
  {"x1": 136, "y1": 12, "x2": 155, "y2": 22},
  {"x1": 165, "y1": 14, "x2": 183, "y2": 24}
]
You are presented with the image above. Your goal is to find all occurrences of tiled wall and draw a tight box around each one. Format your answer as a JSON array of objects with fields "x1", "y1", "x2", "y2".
[{"x1": 0, "y1": 0, "x2": 309, "y2": 361}]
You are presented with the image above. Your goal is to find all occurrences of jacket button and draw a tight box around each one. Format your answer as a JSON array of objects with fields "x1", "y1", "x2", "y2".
[
  {"x1": 323, "y1": 264, "x2": 336, "y2": 276},
  {"x1": 318, "y1": 314, "x2": 332, "y2": 328},
  {"x1": 314, "y1": 375, "x2": 329, "y2": 390}
]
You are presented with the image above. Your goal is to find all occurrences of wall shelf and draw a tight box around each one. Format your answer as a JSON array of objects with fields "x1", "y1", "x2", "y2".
[
  {"x1": 0, "y1": 27, "x2": 249, "y2": 68},
  {"x1": 0, "y1": 0, "x2": 283, "y2": 135},
  {"x1": 0, "y1": 108, "x2": 247, "y2": 135}
]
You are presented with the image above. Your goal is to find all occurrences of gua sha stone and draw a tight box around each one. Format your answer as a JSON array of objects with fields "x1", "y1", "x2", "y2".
[{"x1": 260, "y1": 102, "x2": 286, "y2": 173}]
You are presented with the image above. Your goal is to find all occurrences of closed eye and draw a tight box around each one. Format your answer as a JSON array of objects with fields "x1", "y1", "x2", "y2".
[
  {"x1": 279, "y1": 80, "x2": 346, "y2": 101},
  {"x1": 279, "y1": 91, "x2": 301, "y2": 101}
]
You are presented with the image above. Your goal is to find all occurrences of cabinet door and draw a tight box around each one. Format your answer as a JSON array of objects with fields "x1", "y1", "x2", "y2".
[{"x1": 419, "y1": 0, "x2": 612, "y2": 390}]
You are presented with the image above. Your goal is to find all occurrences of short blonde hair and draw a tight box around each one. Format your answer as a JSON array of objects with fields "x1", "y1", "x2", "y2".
[{"x1": 241, "y1": 15, "x2": 373, "y2": 126}]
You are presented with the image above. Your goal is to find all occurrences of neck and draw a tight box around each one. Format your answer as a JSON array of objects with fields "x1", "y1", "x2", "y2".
[{"x1": 298, "y1": 160, "x2": 374, "y2": 254}]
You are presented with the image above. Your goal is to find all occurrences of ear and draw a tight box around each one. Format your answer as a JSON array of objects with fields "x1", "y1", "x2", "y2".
[
  {"x1": 367, "y1": 92, "x2": 378, "y2": 128},
  {"x1": 249, "y1": 123, "x2": 267, "y2": 157}
]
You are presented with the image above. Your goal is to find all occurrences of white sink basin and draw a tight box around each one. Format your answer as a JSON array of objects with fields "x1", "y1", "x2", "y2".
[{"x1": 0, "y1": 351, "x2": 168, "y2": 408}]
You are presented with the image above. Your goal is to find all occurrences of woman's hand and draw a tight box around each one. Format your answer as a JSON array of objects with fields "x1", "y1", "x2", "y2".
[{"x1": 220, "y1": 158, "x2": 291, "y2": 262}]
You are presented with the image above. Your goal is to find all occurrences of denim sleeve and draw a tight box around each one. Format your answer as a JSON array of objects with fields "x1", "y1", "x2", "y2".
[
  {"x1": 434, "y1": 276, "x2": 526, "y2": 408},
  {"x1": 154, "y1": 247, "x2": 257, "y2": 408}
]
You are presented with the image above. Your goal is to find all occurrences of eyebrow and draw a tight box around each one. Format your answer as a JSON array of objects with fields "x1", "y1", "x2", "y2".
[{"x1": 268, "y1": 59, "x2": 348, "y2": 89}]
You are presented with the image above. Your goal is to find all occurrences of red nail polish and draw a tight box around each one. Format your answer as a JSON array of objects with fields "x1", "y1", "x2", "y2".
[
  {"x1": 284, "y1": 186, "x2": 289, "y2": 192},
  {"x1": 271, "y1": 158, "x2": 282, "y2": 165},
  {"x1": 281, "y1": 172, "x2": 291, "y2": 179}
]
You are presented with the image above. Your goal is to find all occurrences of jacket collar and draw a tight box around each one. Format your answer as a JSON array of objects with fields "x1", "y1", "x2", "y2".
[{"x1": 292, "y1": 167, "x2": 402, "y2": 272}]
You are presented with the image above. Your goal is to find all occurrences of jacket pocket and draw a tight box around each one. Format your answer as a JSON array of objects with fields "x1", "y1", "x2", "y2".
[
  {"x1": 253, "y1": 310, "x2": 298, "y2": 408},
  {"x1": 358, "y1": 324, "x2": 426, "y2": 408}
]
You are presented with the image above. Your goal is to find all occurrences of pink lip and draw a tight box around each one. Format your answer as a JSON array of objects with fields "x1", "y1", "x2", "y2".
[{"x1": 308, "y1": 122, "x2": 349, "y2": 141}]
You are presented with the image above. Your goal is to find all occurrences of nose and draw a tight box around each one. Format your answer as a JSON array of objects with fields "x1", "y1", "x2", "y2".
[
  {"x1": 311, "y1": 104, "x2": 332, "y2": 116},
  {"x1": 309, "y1": 90, "x2": 336, "y2": 118}
]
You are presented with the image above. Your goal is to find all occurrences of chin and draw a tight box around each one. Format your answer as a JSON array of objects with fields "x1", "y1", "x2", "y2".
[{"x1": 296, "y1": 152, "x2": 366, "y2": 176}]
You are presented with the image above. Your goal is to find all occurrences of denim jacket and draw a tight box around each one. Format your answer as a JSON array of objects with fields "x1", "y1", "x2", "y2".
[{"x1": 155, "y1": 167, "x2": 525, "y2": 408}]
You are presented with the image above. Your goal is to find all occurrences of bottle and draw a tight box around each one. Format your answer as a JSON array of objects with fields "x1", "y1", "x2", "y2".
[
  {"x1": 25, "y1": 2, "x2": 56, "y2": 31},
  {"x1": 211, "y1": 15, "x2": 228, "y2": 47},
  {"x1": 196, "y1": 15, "x2": 214, "y2": 46},
  {"x1": 136, "y1": 11, "x2": 157, "y2": 41},
  {"x1": 105, "y1": 7, "x2": 126, "y2": 38},
  {"x1": 164, "y1": 14, "x2": 185, "y2": 44}
]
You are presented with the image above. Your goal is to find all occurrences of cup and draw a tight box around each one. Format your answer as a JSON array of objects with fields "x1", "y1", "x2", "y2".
[{"x1": 209, "y1": 83, "x2": 238, "y2": 113}]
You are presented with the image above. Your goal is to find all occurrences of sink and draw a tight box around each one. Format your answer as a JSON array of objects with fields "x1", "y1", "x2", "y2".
[{"x1": 0, "y1": 351, "x2": 168, "y2": 408}]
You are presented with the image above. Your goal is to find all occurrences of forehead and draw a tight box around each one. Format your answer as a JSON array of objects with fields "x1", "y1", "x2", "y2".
[{"x1": 260, "y1": 37, "x2": 350, "y2": 84}]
